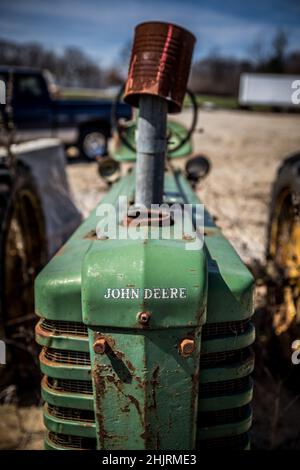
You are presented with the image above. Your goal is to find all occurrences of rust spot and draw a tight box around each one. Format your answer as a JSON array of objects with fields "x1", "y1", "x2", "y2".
[
  {"x1": 39, "y1": 349, "x2": 65, "y2": 368},
  {"x1": 191, "y1": 371, "x2": 199, "y2": 388},
  {"x1": 124, "y1": 359, "x2": 135, "y2": 373},
  {"x1": 138, "y1": 311, "x2": 151, "y2": 326},
  {"x1": 106, "y1": 375, "x2": 116, "y2": 383},
  {"x1": 94, "y1": 332, "x2": 115, "y2": 349},
  {"x1": 149, "y1": 365, "x2": 160, "y2": 410},
  {"x1": 35, "y1": 321, "x2": 51, "y2": 338},
  {"x1": 94, "y1": 337, "x2": 107, "y2": 354},
  {"x1": 134, "y1": 375, "x2": 144, "y2": 388},
  {"x1": 179, "y1": 338, "x2": 195, "y2": 357},
  {"x1": 92, "y1": 364, "x2": 107, "y2": 448},
  {"x1": 128, "y1": 394, "x2": 143, "y2": 421}
]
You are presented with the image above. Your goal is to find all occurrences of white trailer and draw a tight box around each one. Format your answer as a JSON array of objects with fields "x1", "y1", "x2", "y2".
[{"x1": 239, "y1": 73, "x2": 300, "y2": 108}]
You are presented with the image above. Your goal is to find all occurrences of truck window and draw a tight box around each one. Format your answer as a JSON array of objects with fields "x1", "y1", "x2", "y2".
[{"x1": 14, "y1": 74, "x2": 48, "y2": 103}]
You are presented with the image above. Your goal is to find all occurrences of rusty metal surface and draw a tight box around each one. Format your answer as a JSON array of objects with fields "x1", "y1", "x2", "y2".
[
  {"x1": 89, "y1": 327, "x2": 202, "y2": 449},
  {"x1": 179, "y1": 338, "x2": 195, "y2": 357},
  {"x1": 124, "y1": 22, "x2": 196, "y2": 113}
]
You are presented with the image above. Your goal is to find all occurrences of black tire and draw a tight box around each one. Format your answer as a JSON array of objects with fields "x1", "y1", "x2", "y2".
[
  {"x1": 78, "y1": 126, "x2": 108, "y2": 160},
  {"x1": 0, "y1": 163, "x2": 47, "y2": 395},
  {"x1": 266, "y1": 152, "x2": 300, "y2": 369}
]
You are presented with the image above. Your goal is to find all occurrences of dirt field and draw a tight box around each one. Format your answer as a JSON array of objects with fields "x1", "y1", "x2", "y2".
[
  {"x1": 1, "y1": 109, "x2": 300, "y2": 450},
  {"x1": 191, "y1": 109, "x2": 300, "y2": 264}
]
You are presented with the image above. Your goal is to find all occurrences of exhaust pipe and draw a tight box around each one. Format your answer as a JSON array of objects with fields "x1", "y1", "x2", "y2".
[{"x1": 124, "y1": 21, "x2": 196, "y2": 208}]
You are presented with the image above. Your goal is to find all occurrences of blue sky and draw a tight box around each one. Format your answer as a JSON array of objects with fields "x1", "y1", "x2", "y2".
[{"x1": 0, "y1": 0, "x2": 299, "y2": 67}]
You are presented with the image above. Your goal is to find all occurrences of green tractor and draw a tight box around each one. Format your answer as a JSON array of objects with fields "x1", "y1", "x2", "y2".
[{"x1": 35, "y1": 21, "x2": 255, "y2": 450}]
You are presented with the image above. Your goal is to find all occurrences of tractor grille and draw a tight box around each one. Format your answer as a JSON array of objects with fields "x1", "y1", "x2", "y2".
[
  {"x1": 40, "y1": 310, "x2": 254, "y2": 450},
  {"x1": 47, "y1": 404, "x2": 94, "y2": 423},
  {"x1": 44, "y1": 348, "x2": 91, "y2": 366},
  {"x1": 199, "y1": 376, "x2": 250, "y2": 398},
  {"x1": 46, "y1": 376, "x2": 93, "y2": 395},
  {"x1": 198, "y1": 432, "x2": 249, "y2": 450},
  {"x1": 199, "y1": 405, "x2": 250, "y2": 427},
  {"x1": 200, "y1": 346, "x2": 251, "y2": 368},
  {"x1": 202, "y1": 319, "x2": 250, "y2": 340},
  {"x1": 48, "y1": 432, "x2": 96, "y2": 450},
  {"x1": 40, "y1": 319, "x2": 88, "y2": 337},
  {"x1": 40, "y1": 319, "x2": 234, "y2": 344}
]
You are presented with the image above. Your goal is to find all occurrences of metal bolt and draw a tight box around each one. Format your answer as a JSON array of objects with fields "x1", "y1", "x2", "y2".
[
  {"x1": 138, "y1": 311, "x2": 151, "y2": 325},
  {"x1": 93, "y1": 337, "x2": 107, "y2": 354},
  {"x1": 179, "y1": 338, "x2": 195, "y2": 357}
]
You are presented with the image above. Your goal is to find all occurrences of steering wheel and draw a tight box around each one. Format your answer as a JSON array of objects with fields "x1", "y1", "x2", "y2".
[{"x1": 111, "y1": 84, "x2": 198, "y2": 155}]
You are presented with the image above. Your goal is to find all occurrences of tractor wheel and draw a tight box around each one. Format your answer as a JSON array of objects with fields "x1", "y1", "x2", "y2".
[
  {"x1": 0, "y1": 163, "x2": 47, "y2": 395},
  {"x1": 266, "y1": 153, "x2": 300, "y2": 367}
]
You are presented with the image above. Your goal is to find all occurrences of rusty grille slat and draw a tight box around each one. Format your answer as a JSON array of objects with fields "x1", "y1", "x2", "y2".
[
  {"x1": 40, "y1": 319, "x2": 88, "y2": 337},
  {"x1": 44, "y1": 348, "x2": 91, "y2": 366},
  {"x1": 48, "y1": 432, "x2": 96, "y2": 450},
  {"x1": 199, "y1": 376, "x2": 250, "y2": 398},
  {"x1": 46, "y1": 377, "x2": 93, "y2": 395},
  {"x1": 197, "y1": 432, "x2": 249, "y2": 450},
  {"x1": 202, "y1": 319, "x2": 251, "y2": 340},
  {"x1": 198, "y1": 405, "x2": 250, "y2": 427},
  {"x1": 47, "y1": 404, "x2": 94, "y2": 423},
  {"x1": 200, "y1": 347, "x2": 252, "y2": 368}
]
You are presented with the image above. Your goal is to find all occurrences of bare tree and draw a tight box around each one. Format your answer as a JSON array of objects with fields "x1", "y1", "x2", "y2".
[
  {"x1": 272, "y1": 30, "x2": 288, "y2": 62},
  {"x1": 247, "y1": 35, "x2": 268, "y2": 66},
  {"x1": 0, "y1": 38, "x2": 105, "y2": 88}
]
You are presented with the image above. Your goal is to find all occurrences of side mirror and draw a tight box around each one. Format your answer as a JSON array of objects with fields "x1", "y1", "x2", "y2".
[{"x1": 185, "y1": 155, "x2": 211, "y2": 184}]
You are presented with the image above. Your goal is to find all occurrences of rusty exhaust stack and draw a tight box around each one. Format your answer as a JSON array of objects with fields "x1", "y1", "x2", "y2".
[{"x1": 124, "y1": 21, "x2": 195, "y2": 208}]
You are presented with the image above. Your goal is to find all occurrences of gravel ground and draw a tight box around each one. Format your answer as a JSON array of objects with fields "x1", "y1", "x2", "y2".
[
  {"x1": 1, "y1": 109, "x2": 300, "y2": 450},
  {"x1": 190, "y1": 109, "x2": 300, "y2": 264}
]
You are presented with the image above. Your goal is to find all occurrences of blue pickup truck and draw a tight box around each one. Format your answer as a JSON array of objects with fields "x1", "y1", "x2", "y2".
[{"x1": 0, "y1": 66, "x2": 131, "y2": 159}]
